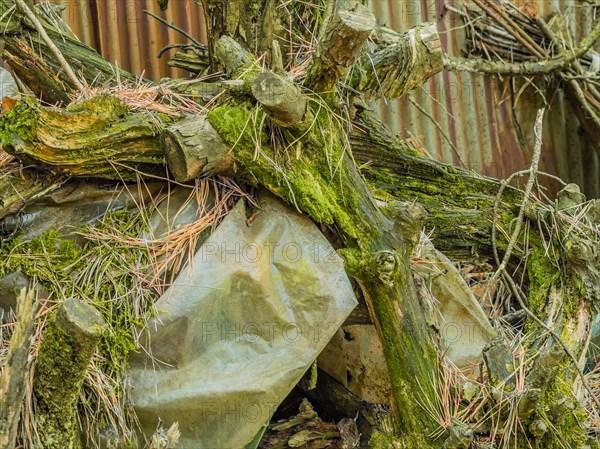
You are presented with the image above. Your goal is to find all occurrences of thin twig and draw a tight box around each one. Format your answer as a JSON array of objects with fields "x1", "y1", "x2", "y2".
[
  {"x1": 407, "y1": 94, "x2": 466, "y2": 169},
  {"x1": 15, "y1": 0, "x2": 84, "y2": 92},
  {"x1": 444, "y1": 16, "x2": 600, "y2": 75},
  {"x1": 143, "y1": 10, "x2": 203, "y2": 48}
]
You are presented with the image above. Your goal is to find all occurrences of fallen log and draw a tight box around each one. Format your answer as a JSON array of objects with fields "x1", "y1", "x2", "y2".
[
  {"x1": 0, "y1": 168, "x2": 64, "y2": 221},
  {"x1": 1, "y1": 2, "x2": 598, "y2": 447},
  {"x1": 0, "y1": 95, "x2": 165, "y2": 180},
  {"x1": 356, "y1": 23, "x2": 444, "y2": 99},
  {"x1": 0, "y1": 95, "x2": 236, "y2": 182}
]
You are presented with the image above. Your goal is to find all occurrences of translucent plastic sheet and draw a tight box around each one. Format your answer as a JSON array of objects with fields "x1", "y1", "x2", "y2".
[
  {"x1": 127, "y1": 193, "x2": 357, "y2": 448},
  {"x1": 415, "y1": 235, "x2": 496, "y2": 368}
]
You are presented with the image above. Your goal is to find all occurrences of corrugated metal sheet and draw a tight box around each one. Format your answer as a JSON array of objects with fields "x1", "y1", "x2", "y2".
[
  {"x1": 38, "y1": 0, "x2": 599, "y2": 197},
  {"x1": 368, "y1": 0, "x2": 599, "y2": 198},
  {"x1": 40, "y1": 0, "x2": 206, "y2": 80}
]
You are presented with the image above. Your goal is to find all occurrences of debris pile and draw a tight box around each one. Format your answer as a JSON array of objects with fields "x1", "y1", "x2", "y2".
[{"x1": 0, "y1": 1, "x2": 599, "y2": 449}]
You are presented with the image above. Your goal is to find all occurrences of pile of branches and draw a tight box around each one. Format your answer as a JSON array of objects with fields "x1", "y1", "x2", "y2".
[
  {"x1": 0, "y1": 0, "x2": 598, "y2": 449},
  {"x1": 447, "y1": 0, "x2": 600, "y2": 148}
]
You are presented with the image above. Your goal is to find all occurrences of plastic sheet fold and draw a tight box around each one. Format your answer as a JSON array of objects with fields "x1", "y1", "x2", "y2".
[{"x1": 127, "y1": 193, "x2": 357, "y2": 448}]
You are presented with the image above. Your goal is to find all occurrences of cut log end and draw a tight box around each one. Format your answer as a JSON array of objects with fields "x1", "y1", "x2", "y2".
[
  {"x1": 306, "y1": 2, "x2": 376, "y2": 92},
  {"x1": 34, "y1": 298, "x2": 107, "y2": 449},
  {"x1": 162, "y1": 115, "x2": 236, "y2": 182}
]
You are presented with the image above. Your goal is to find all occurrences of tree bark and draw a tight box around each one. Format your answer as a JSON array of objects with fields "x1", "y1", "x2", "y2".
[
  {"x1": 356, "y1": 23, "x2": 444, "y2": 99},
  {"x1": 251, "y1": 72, "x2": 309, "y2": 128},
  {"x1": 161, "y1": 114, "x2": 236, "y2": 182},
  {"x1": 304, "y1": 0, "x2": 376, "y2": 92},
  {"x1": 0, "y1": 168, "x2": 64, "y2": 221},
  {"x1": 1, "y1": 2, "x2": 598, "y2": 447},
  {"x1": 0, "y1": 95, "x2": 166, "y2": 180}
]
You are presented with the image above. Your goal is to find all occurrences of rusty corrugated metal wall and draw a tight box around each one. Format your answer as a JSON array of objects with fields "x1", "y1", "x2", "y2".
[
  {"x1": 39, "y1": 0, "x2": 599, "y2": 197},
  {"x1": 368, "y1": 0, "x2": 599, "y2": 198},
  {"x1": 40, "y1": 0, "x2": 206, "y2": 80}
]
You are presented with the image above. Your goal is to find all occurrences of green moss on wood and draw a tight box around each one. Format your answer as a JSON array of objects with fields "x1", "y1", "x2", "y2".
[
  {"x1": 0, "y1": 95, "x2": 167, "y2": 180},
  {"x1": 0, "y1": 208, "x2": 155, "y2": 446},
  {"x1": 34, "y1": 309, "x2": 98, "y2": 449},
  {"x1": 0, "y1": 97, "x2": 39, "y2": 149},
  {"x1": 207, "y1": 100, "x2": 375, "y2": 244}
]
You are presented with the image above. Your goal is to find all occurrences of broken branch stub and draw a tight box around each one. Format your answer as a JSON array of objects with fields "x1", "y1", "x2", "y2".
[
  {"x1": 358, "y1": 23, "x2": 443, "y2": 99},
  {"x1": 0, "y1": 288, "x2": 36, "y2": 449},
  {"x1": 305, "y1": 1, "x2": 376, "y2": 92},
  {"x1": 34, "y1": 298, "x2": 107, "y2": 449},
  {"x1": 161, "y1": 115, "x2": 236, "y2": 182},
  {"x1": 251, "y1": 72, "x2": 308, "y2": 128}
]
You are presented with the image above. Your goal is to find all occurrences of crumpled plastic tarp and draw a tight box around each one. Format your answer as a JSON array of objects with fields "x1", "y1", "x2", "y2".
[
  {"x1": 414, "y1": 234, "x2": 496, "y2": 368},
  {"x1": 1, "y1": 180, "x2": 164, "y2": 242},
  {"x1": 127, "y1": 193, "x2": 357, "y2": 448}
]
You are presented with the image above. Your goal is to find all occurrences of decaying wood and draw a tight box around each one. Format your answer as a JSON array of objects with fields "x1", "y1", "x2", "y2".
[
  {"x1": 299, "y1": 369, "x2": 393, "y2": 444},
  {"x1": 357, "y1": 22, "x2": 444, "y2": 99},
  {"x1": 0, "y1": 0, "x2": 136, "y2": 103},
  {"x1": 167, "y1": 51, "x2": 210, "y2": 74},
  {"x1": 0, "y1": 169, "x2": 64, "y2": 221},
  {"x1": 34, "y1": 298, "x2": 107, "y2": 449},
  {"x1": 0, "y1": 288, "x2": 35, "y2": 449},
  {"x1": 259, "y1": 399, "x2": 358, "y2": 449},
  {"x1": 200, "y1": 0, "x2": 288, "y2": 71},
  {"x1": 215, "y1": 36, "x2": 258, "y2": 78},
  {"x1": 1, "y1": 1, "x2": 599, "y2": 447},
  {"x1": 0, "y1": 95, "x2": 166, "y2": 180}
]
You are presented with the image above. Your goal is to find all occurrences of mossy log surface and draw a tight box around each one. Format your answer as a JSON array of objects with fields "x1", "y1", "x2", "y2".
[
  {"x1": 0, "y1": 95, "x2": 166, "y2": 180},
  {"x1": 206, "y1": 99, "x2": 441, "y2": 445},
  {"x1": 34, "y1": 298, "x2": 107, "y2": 449},
  {"x1": 350, "y1": 108, "x2": 522, "y2": 261},
  {"x1": 0, "y1": 289, "x2": 35, "y2": 449},
  {"x1": 1, "y1": 2, "x2": 598, "y2": 447}
]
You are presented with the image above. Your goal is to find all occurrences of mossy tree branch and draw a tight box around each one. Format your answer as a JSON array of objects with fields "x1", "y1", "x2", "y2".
[
  {"x1": 161, "y1": 114, "x2": 236, "y2": 182},
  {"x1": 0, "y1": 0, "x2": 136, "y2": 104},
  {"x1": 0, "y1": 95, "x2": 166, "y2": 180},
  {"x1": 0, "y1": 288, "x2": 36, "y2": 449}
]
